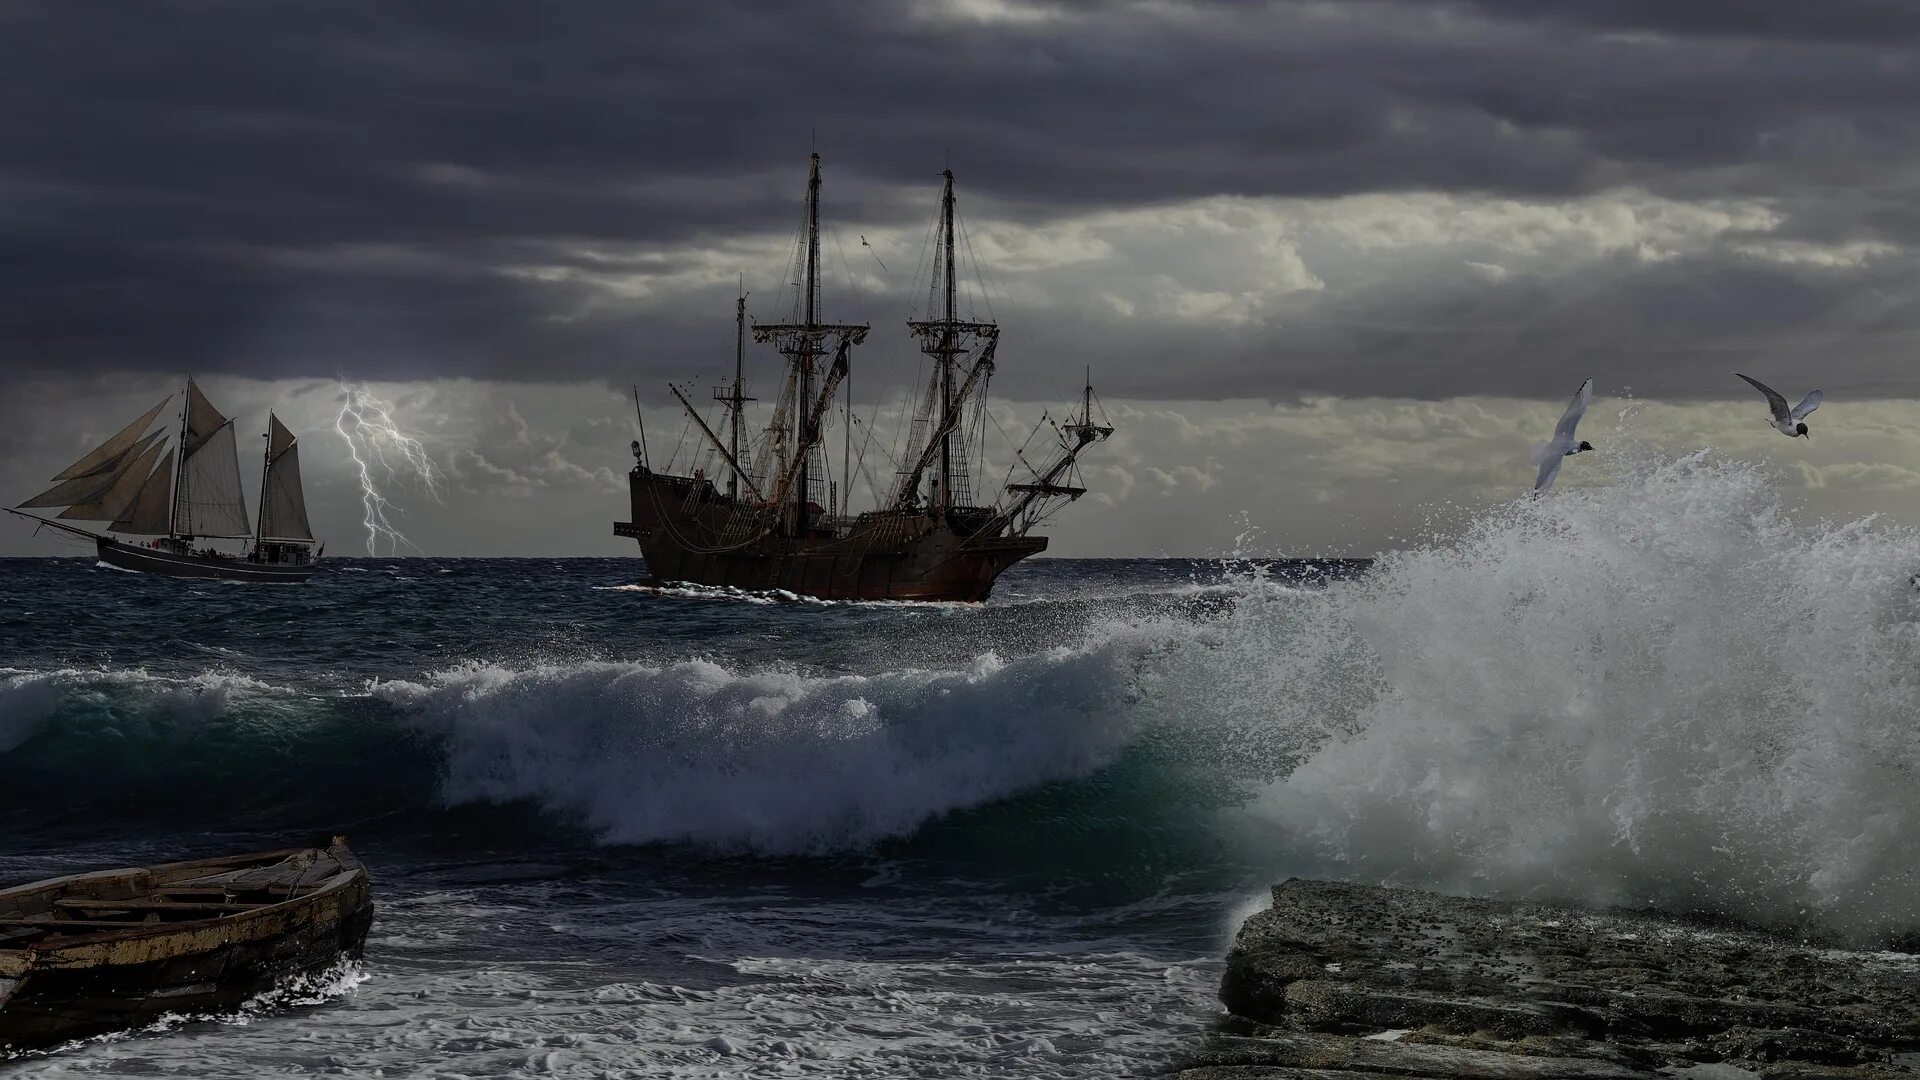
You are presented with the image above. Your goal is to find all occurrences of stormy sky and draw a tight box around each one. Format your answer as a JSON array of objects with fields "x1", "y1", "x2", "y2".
[{"x1": 5, "y1": 0, "x2": 1920, "y2": 556}]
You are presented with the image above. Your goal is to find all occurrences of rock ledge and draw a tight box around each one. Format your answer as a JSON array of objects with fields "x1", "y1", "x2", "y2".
[{"x1": 1184, "y1": 879, "x2": 1920, "y2": 1080}]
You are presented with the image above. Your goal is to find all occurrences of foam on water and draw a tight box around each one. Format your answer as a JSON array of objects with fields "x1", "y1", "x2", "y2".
[
  {"x1": 0, "y1": 667, "x2": 273, "y2": 752},
  {"x1": 1233, "y1": 448, "x2": 1920, "y2": 938},
  {"x1": 373, "y1": 621, "x2": 1182, "y2": 854}
]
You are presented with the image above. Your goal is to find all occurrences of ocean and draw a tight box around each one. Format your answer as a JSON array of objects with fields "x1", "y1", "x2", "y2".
[
  {"x1": 6, "y1": 451, "x2": 1920, "y2": 1077},
  {"x1": 0, "y1": 553, "x2": 1306, "y2": 1078}
]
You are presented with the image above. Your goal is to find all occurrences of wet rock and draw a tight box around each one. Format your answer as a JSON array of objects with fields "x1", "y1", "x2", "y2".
[{"x1": 1186, "y1": 880, "x2": 1920, "y2": 1080}]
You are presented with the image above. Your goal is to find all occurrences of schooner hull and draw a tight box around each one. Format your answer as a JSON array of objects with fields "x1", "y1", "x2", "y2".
[
  {"x1": 96, "y1": 538, "x2": 314, "y2": 583},
  {"x1": 617, "y1": 470, "x2": 1043, "y2": 602}
]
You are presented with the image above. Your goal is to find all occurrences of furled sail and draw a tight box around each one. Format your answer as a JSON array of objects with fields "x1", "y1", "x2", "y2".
[
  {"x1": 18, "y1": 431, "x2": 166, "y2": 509},
  {"x1": 258, "y1": 414, "x2": 314, "y2": 541},
  {"x1": 48, "y1": 395, "x2": 172, "y2": 482},
  {"x1": 110, "y1": 449, "x2": 176, "y2": 535},
  {"x1": 58, "y1": 438, "x2": 166, "y2": 522},
  {"x1": 176, "y1": 420, "x2": 251, "y2": 537}
]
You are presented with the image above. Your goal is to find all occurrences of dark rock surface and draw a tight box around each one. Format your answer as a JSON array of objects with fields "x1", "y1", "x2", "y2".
[{"x1": 1186, "y1": 879, "x2": 1920, "y2": 1080}]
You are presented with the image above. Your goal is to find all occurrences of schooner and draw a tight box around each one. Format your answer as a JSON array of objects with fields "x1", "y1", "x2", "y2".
[
  {"x1": 8, "y1": 379, "x2": 321, "y2": 581},
  {"x1": 613, "y1": 154, "x2": 1112, "y2": 601}
]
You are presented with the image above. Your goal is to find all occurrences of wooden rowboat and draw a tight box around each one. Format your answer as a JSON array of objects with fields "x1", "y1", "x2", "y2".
[{"x1": 0, "y1": 837, "x2": 373, "y2": 1053}]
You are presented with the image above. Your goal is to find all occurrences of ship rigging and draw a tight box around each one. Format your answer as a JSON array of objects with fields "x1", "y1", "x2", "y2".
[
  {"x1": 8, "y1": 380, "x2": 321, "y2": 581},
  {"x1": 615, "y1": 154, "x2": 1111, "y2": 601}
]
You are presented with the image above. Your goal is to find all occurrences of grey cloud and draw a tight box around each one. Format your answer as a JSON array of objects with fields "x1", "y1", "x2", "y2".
[
  {"x1": 1426, "y1": 0, "x2": 1920, "y2": 43},
  {"x1": 4, "y1": 0, "x2": 1920, "y2": 401}
]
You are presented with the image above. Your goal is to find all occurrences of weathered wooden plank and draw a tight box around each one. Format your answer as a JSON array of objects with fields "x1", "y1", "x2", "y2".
[
  {"x1": 156, "y1": 885, "x2": 295, "y2": 896},
  {"x1": 0, "y1": 918, "x2": 161, "y2": 930},
  {"x1": 55, "y1": 899, "x2": 267, "y2": 914}
]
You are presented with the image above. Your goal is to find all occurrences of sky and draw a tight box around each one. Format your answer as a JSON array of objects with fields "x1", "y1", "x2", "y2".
[{"x1": 5, "y1": 0, "x2": 1920, "y2": 557}]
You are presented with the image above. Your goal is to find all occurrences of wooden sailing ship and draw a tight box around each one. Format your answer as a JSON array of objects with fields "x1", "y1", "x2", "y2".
[
  {"x1": 9, "y1": 380, "x2": 321, "y2": 581},
  {"x1": 0, "y1": 838, "x2": 373, "y2": 1052},
  {"x1": 615, "y1": 155, "x2": 1112, "y2": 601}
]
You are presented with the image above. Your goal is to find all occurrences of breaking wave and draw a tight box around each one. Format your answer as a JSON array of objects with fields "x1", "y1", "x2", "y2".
[
  {"x1": 10, "y1": 450, "x2": 1920, "y2": 937},
  {"x1": 0, "y1": 622, "x2": 1195, "y2": 857},
  {"x1": 1239, "y1": 448, "x2": 1920, "y2": 939},
  {"x1": 369, "y1": 625, "x2": 1174, "y2": 853}
]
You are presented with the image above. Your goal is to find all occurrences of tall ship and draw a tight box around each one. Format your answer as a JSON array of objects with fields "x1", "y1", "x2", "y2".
[
  {"x1": 9, "y1": 378, "x2": 321, "y2": 581},
  {"x1": 615, "y1": 155, "x2": 1112, "y2": 601}
]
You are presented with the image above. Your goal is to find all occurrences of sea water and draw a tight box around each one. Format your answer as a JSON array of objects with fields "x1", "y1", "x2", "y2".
[{"x1": 3, "y1": 448, "x2": 1918, "y2": 1077}]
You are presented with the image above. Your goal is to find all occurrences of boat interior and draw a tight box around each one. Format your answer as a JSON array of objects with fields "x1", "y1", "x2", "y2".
[{"x1": 0, "y1": 844, "x2": 360, "y2": 949}]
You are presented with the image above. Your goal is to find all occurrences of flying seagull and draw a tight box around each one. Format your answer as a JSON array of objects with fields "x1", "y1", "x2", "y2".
[
  {"x1": 1531, "y1": 378, "x2": 1595, "y2": 493},
  {"x1": 1734, "y1": 373, "x2": 1820, "y2": 439}
]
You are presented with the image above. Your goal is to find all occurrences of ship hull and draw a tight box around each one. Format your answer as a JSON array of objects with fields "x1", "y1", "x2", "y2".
[
  {"x1": 617, "y1": 470, "x2": 1043, "y2": 602},
  {"x1": 96, "y1": 538, "x2": 315, "y2": 583}
]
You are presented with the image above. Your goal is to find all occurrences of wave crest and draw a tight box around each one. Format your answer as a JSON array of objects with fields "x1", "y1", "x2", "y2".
[
  {"x1": 375, "y1": 629, "x2": 1167, "y2": 853},
  {"x1": 1244, "y1": 450, "x2": 1920, "y2": 938}
]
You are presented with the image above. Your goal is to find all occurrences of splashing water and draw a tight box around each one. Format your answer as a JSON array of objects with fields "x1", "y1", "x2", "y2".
[
  {"x1": 334, "y1": 383, "x2": 441, "y2": 555},
  {"x1": 1231, "y1": 447, "x2": 1920, "y2": 940}
]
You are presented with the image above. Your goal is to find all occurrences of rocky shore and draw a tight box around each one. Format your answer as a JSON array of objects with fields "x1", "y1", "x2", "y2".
[{"x1": 1184, "y1": 879, "x2": 1920, "y2": 1080}]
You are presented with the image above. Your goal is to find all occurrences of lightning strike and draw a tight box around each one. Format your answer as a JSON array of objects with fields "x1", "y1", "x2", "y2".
[{"x1": 334, "y1": 383, "x2": 442, "y2": 555}]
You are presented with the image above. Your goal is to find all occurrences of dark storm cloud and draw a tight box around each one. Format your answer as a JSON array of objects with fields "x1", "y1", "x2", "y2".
[
  {"x1": 3, "y1": 0, "x2": 1919, "y2": 396},
  {"x1": 1429, "y1": 0, "x2": 1920, "y2": 43}
]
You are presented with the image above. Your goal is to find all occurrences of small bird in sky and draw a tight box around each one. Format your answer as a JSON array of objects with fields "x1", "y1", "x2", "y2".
[
  {"x1": 860, "y1": 235, "x2": 887, "y2": 272},
  {"x1": 1531, "y1": 377, "x2": 1595, "y2": 493},
  {"x1": 1734, "y1": 373, "x2": 1820, "y2": 439}
]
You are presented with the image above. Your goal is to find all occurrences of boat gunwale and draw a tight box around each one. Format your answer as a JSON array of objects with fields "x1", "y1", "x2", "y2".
[{"x1": 0, "y1": 845, "x2": 367, "y2": 957}]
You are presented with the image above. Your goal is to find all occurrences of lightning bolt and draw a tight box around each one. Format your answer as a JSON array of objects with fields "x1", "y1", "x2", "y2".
[{"x1": 334, "y1": 383, "x2": 441, "y2": 555}]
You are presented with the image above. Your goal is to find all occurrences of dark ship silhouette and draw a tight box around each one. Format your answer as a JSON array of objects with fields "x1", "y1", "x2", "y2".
[{"x1": 616, "y1": 155, "x2": 1111, "y2": 601}]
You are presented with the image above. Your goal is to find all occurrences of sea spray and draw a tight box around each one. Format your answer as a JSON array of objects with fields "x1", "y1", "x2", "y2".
[{"x1": 1238, "y1": 449, "x2": 1920, "y2": 938}]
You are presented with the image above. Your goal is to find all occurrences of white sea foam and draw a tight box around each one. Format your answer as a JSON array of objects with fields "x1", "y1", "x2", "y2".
[
  {"x1": 591, "y1": 580, "x2": 972, "y2": 608},
  {"x1": 1236, "y1": 448, "x2": 1920, "y2": 937},
  {"x1": 0, "y1": 667, "x2": 273, "y2": 751},
  {"x1": 373, "y1": 622, "x2": 1181, "y2": 854}
]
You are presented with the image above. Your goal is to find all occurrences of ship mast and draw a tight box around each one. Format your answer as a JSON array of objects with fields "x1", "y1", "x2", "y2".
[
  {"x1": 897, "y1": 171, "x2": 997, "y2": 516},
  {"x1": 937, "y1": 170, "x2": 957, "y2": 514},
  {"x1": 254, "y1": 414, "x2": 272, "y2": 545},
  {"x1": 749, "y1": 153, "x2": 869, "y2": 536},
  {"x1": 713, "y1": 278, "x2": 754, "y2": 501},
  {"x1": 169, "y1": 378, "x2": 190, "y2": 540},
  {"x1": 798, "y1": 154, "x2": 819, "y2": 533}
]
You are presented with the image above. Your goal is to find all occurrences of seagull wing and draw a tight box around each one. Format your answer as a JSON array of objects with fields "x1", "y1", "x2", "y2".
[
  {"x1": 1735, "y1": 373, "x2": 1791, "y2": 424},
  {"x1": 1534, "y1": 452, "x2": 1566, "y2": 493},
  {"x1": 1790, "y1": 389, "x2": 1822, "y2": 421},
  {"x1": 1552, "y1": 379, "x2": 1593, "y2": 441}
]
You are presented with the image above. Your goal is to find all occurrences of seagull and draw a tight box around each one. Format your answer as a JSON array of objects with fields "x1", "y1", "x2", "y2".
[
  {"x1": 1531, "y1": 378, "x2": 1595, "y2": 492},
  {"x1": 1734, "y1": 373, "x2": 1820, "y2": 439}
]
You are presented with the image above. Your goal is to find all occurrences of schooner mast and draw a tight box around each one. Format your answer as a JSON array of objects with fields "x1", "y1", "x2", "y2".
[{"x1": 750, "y1": 153, "x2": 869, "y2": 535}]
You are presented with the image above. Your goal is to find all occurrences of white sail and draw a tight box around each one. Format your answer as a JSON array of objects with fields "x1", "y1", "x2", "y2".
[
  {"x1": 176, "y1": 420, "x2": 251, "y2": 537},
  {"x1": 111, "y1": 449, "x2": 175, "y2": 535},
  {"x1": 19, "y1": 431, "x2": 166, "y2": 509},
  {"x1": 258, "y1": 415, "x2": 313, "y2": 541},
  {"x1": 183, "y1": 378, "x2": 228, "y2": 457},
  {"x1": 48, "y1": 395, "x2": 172, "y2": 482},
  {"x1": 58, "y1": 439, "x2": 166, "y2": 523}
]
